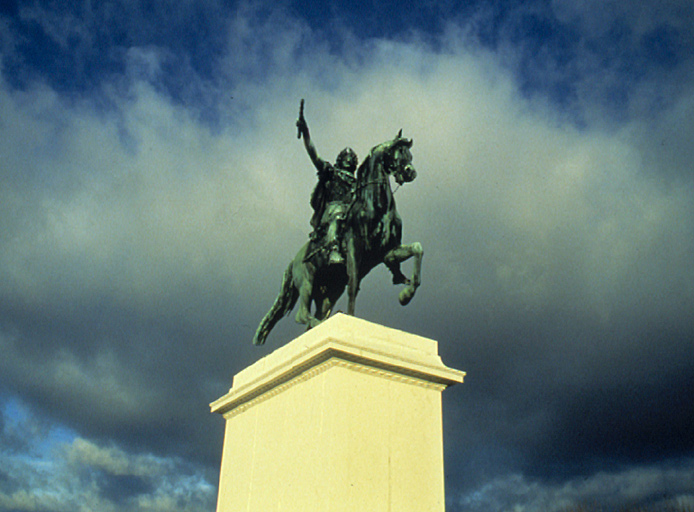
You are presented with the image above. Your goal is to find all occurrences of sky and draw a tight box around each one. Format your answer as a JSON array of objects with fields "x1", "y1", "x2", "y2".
[{"x1": 1, "y1": 0, "x2": 693, "y2": 511}]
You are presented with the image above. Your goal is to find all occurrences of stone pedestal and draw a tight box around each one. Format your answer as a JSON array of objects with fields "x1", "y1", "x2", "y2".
[{"x1": 210, "y1": 313, "x2": 464, "y2": 512}]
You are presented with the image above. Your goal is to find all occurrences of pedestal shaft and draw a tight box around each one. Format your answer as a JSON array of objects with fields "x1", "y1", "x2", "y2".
[{"x1": 211, "y1": 314, "x2": 464, "y2": 512}]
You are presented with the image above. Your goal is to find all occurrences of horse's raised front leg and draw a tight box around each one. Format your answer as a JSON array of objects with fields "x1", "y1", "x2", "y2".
[
  {"x1": 384, "y1": 242, "x2": 423, "y2": 306},
  {"x1": 346, "y1": 236, "x2": 359, "y2": 316}
]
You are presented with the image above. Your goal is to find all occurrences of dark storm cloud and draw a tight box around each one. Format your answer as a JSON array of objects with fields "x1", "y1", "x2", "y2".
[
  {"x1": 1, "y1": 1, "x2": 694, "y2": 511},
  {"x1": 1, "y1": 1, "x2": 228, "y2": 94},
  {"x1": 452, "y1": 463, "x2": 694, "y2": 512}
]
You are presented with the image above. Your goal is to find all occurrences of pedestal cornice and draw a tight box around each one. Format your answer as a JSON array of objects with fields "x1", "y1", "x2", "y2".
[{"x1": 210, "y1": 313, "x2": 464, "y2": 417}]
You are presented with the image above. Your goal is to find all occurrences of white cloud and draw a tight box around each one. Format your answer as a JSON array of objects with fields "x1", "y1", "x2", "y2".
[
  {"x1": 0, "y1": 400, "x2": 215, "y2": 512},
  {"x1": 3, "y1": 3, "x2": 692, "y2": 331},
  {"x1": 2, "y1": 0, "x2": 693, "y2": 371}
]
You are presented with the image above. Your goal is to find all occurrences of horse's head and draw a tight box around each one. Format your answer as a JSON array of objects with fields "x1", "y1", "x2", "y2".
[{"x1": 389, "y1": 130, "x2": 417, "y2": 185}]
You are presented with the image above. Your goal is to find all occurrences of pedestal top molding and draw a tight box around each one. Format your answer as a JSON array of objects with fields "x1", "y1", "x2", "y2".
[{"x1": 211, "y1": 313, "x2": 465, "y2": 416}]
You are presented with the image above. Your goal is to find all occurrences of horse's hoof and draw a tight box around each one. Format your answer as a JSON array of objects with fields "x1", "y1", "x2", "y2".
[{"x1": 399, "y1": 287, "x2": 415, "y2": 306}]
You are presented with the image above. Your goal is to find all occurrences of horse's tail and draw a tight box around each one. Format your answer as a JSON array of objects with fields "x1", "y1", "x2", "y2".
[{"x1": 252, "y1": 261, "x2": 298, "y2": 346}]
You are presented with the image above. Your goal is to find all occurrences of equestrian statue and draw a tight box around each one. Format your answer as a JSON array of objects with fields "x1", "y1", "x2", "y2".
[{"x1": 252, "y1": 100, "x2": 423, "y2": 346}]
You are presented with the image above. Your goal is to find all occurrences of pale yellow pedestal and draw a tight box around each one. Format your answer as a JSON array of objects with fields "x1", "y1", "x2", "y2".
[{"x1": 210, "y1": 313, "x2": 464, "y2": 512}]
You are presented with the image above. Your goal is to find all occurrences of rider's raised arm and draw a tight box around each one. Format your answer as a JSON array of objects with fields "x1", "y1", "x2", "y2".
[
  {"x1": 303, "y1": 129, "x2": 324, "y2": 171},
  {"x1": 297, "y1": 101, "x2": 328, "y2": 174}
]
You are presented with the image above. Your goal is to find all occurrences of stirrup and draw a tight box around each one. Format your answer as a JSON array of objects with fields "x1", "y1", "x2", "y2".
[{"x1": 329, "y1": 249, "x2": 344, "y2": 265}]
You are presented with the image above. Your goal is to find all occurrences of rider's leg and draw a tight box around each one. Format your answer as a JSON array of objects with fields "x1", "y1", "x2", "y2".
[{"x1": 325, "y1": 211, "x2": 345, "y2": 264}]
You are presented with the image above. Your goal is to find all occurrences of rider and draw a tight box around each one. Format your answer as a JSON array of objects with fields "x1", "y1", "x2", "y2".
[{"x1": 296, "y1": 102, "x2": 357, "y2": 265}]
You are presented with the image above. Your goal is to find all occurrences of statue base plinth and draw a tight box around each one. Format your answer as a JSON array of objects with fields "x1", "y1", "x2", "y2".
[{"x1": 210, "y1": 313, "x2": 464, "y2": 512}]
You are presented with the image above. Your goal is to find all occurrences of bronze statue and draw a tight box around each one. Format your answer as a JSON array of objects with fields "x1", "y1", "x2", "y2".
[{"x1": 252, "y1": 100, "x2": 423, "y2": 346}]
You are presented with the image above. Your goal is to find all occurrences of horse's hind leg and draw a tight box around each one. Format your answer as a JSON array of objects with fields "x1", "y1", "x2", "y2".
[
  {"x1": 317, "y1": 296, "x2": 334, "y2": 320},
  {"x1": 384, "y1": 242, "x2": 423, "y2": 306},
  {"x1": 295, "y1": 280, "x2": 321, "y2": 329},
  {"x1": 319, "y1": 276, "x2": 346, "y2": 320},
  {"x1": 253, "y1": 262, "x2": 298, "y2": 345}
]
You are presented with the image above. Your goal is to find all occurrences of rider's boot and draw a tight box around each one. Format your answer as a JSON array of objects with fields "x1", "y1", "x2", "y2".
[
  {"x1": 328, "y1": 241, "x2": 344, "y2": 264},
  {"x1": 326, "y1": 219, "x2": 344, "y2": 264}
]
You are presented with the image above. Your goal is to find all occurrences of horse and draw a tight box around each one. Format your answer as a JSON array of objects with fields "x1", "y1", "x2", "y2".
[
  {"x1": 252, "y1": 131, "x2": 421, "y2": 346},
  {"x1": 344, "y1": 130, "x2": 422, "y2": 316}
]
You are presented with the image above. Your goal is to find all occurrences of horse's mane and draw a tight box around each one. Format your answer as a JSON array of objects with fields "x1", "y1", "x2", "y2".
[
  {"x1": 356, "y1": 137, "x2": 395, "y2": 184},
  {"x1": 356, "y1": 145, "x2": 377, "y2": 185}
]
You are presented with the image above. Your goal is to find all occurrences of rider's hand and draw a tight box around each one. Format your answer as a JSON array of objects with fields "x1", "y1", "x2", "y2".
[
  {"x1": 296, "y1": 99, "x2": 308, "y2": 139},
  {"x1": 296, "y1": 117, "x2": 308, "y2": 139}
]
